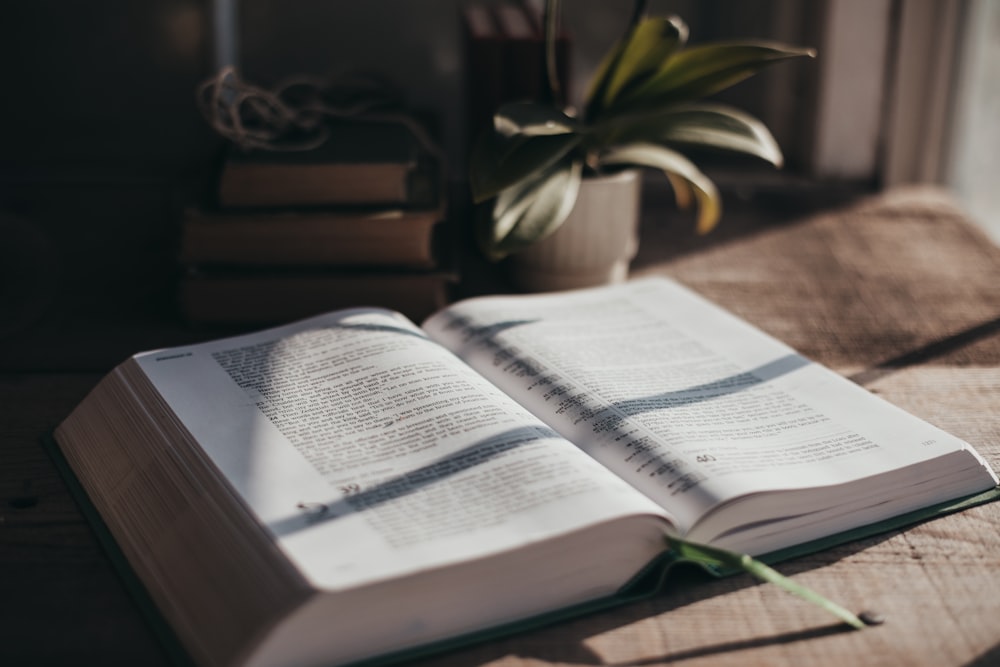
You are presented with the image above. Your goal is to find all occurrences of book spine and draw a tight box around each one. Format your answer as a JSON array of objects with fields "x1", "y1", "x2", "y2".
[
  {"x1": 217, "y1": 164, "x2": 414, "y2": 208},
  {"x1": 463, "y1": 4, "x2": 506, "y2": 143},
  {"x1": 179, "y1": 212, "x2": 443, "y2": 269},
  {"x1": 493, "y1": 3, "x2": 544, "y2": 105},
  {"x1": 177, "y1": 270, "x2": 458, "y2": 325}
]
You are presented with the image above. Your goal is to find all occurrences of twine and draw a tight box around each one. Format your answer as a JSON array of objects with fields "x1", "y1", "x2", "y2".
[{"x1": 195, "y1": 66, "x2": 445, "y2": 166}]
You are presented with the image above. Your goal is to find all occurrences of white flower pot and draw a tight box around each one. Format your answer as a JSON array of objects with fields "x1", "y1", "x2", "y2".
[{"x1": 507, "y1": 169, "x2": 642, "y2": 292}]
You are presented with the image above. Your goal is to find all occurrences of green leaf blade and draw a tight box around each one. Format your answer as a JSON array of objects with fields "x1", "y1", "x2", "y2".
[
  {"x1": 615, "y1": 103, "x2": 784, "y2": 167},
  {"x1": 583, "y1": 37, "x2": 629, "y2": 122},
  {"x1": 596, "y1": 16, "x2": 689, "y2": 114},
  {"x1": 599, "y1": 142, "x2": 720, "y2": 234},
  {"x1": 482, "y1": 157, "x2": 584, "y2": 259},
  {"x1": 665, "y1": 536, "x2": 867, "y2": 630},
  {"x1": 493, "y1": 102, "x2": 580, "y2": 137},
  {"x1": 470, "y1": 131, "x2": 582, "y2": 203},
  {"x1": 613, "y1": 42, "x2": 816, "y2": 111}
]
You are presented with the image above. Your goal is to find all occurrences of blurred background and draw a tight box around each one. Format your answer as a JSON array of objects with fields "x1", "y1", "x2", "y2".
[{"x1": 1, "y1": 0, "x2": 997, "y2": 353}]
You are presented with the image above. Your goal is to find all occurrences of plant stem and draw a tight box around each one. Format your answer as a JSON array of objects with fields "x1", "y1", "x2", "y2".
[
  {"x1": 542, "y1": 0, "x2": 562, "y2": 105},
  {"x1": 628, "y1": 0, "x2": 649, "y2": 29}
]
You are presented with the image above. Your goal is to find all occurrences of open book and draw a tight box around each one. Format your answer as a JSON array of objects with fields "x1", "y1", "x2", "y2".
[{"x1": 53, "y1": 277, "x2": 999, "y2": 667}]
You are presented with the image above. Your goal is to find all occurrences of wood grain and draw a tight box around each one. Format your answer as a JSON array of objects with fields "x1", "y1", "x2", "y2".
[{"x1": 3, "y1": 185, "x2": 999, "y2": 666}]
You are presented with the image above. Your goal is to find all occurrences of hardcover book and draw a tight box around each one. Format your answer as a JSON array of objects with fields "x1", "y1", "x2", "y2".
[
  {"x1": 178, "y1": 207, "x2": 444, "y2": 269},
  {"x1": 176, "y1": 266, "x2": 458, "y2": 325},
  {"x1": 53, "y1": 278, "x2": 999, "y2": 667},
  {"x1": 461, "y1": 1, "x2": 571, "y2": 143},
  {"x1": 216, "y1": 122, "x2": 436, "y2": 208}
]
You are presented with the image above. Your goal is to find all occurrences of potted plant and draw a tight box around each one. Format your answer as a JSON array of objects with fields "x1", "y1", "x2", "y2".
[{"x1": 469, "y1": 0, "x2": 815, "y2": 291}]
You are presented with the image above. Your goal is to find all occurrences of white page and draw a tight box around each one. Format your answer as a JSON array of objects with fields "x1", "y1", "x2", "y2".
[
  {"x1": 135, "y1": 308, "x2": 667, "y2": 590},
  {"x1": 423, "y1": 278, "x2": 996, "y2": 533}
]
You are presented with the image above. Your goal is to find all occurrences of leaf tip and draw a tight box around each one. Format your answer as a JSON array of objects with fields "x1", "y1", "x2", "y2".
[
  {"x1": 696, "y1": 208, "x2": 720, "y2": 235},
  {"x1": 665, "y1": 14, "x2": 690, "y2": 44},
  {"x1": 857, "y1": 610, "x2": 885, "y2": 627}
]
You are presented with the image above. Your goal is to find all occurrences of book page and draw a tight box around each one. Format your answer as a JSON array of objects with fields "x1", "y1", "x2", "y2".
[
  {"x1": 423, "y1": 278, "x2": 996, "y2": 534},
  {"x1": 134, "y1": 308, "x2": 667, "y2": 589}
]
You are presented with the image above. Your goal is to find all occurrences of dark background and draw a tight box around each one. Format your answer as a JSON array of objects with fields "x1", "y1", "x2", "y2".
[{"x1": 0, "y1": 1, "x2": 824, "y2": 370}]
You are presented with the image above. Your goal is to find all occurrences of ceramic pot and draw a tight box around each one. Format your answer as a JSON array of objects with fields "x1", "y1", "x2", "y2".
[{"x1": 506, "y1": 169, "x2": 641, "y2": 292}]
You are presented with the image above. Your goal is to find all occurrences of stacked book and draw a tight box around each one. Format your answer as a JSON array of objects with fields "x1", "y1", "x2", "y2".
[
  {"x1": 462, "y1": 0, "x2": 572, "y2": 143},
  {"x1": 178, "y1": 121, "x2": 456, "y2": 325}
]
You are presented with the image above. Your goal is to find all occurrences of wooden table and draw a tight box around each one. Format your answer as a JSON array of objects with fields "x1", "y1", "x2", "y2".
[{"x1": 3, "y1": 185, "x2": 999, "y2": 666}]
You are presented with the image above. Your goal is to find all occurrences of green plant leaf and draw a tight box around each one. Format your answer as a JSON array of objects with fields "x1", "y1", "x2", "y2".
[
  {"x1": 582, "y1": 30, "x2": 630, "y2": 122},
  {"x1": 482, "y1": 157, "x2": 583, "y2": 259},
  {"x1": 493, "y1": 102, "x2": 580, "y2": 137},
  {"x1": 665, "y1": 535, "x2": 867, "y2": 630},
  {"x1": 590, "y1": 16, "x2": 689, "y2": 117},
  {"x1": 470, "y1": 131, "x2": 582, "y2": 203},
  {"x1": 665, "y1": 171, "x2": 693, "y2": 210},
  {"x1": 613, "y1": 103, "x2": 783, "y2": 166},
  {"x1": 599, "y1": 142, "x2": 720, "y2": 234},
  {"x1": 613, "y1": 41, "x2": 816, "y2": 111}
]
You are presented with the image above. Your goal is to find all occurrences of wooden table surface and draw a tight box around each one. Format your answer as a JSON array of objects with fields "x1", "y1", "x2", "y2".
[{"x1": 3, "y1": 185, "x2": 1000, "y2": 666}]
